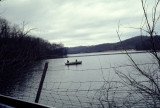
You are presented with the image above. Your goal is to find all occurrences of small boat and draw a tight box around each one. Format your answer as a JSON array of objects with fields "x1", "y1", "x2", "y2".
[{"x1": 65, "y1": 61, "x2": 82, "y2": 65}]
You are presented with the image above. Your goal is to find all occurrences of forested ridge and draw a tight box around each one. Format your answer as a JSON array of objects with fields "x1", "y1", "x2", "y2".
[
  {"x1": 0, "y1": 17, "x2": 67, "y2": 73},
  {"x1": 67, "y1": 36, "x2": 160, "y2": 54}
]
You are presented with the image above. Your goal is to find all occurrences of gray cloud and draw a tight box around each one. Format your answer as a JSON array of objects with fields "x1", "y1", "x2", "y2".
[{"x1": 0, "y1": 0, "x2": 158, "y2": 47}]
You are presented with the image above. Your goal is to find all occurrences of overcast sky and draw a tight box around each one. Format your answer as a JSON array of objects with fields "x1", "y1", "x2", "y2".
[{"x1": 0, "y1": 0, "x2": 159, "y2": 47}]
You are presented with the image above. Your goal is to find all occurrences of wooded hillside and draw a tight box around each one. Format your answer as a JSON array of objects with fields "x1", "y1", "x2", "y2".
[
  {"x1": 67, "y1": 36, "x2": 160, "y2": 54},
  {"x1": 0, "y1": 17, "x2": 67, "y2": 73}
]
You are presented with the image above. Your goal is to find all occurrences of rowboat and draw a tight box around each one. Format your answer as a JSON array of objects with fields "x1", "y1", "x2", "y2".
[{"x1": 65, "y1": 61, "x2": 82, "y2": 65}]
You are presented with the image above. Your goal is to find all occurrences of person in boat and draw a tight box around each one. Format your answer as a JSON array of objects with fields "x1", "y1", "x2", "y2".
[{"x1": 67, "y1": 60, "x2": 69, "y2": 63}]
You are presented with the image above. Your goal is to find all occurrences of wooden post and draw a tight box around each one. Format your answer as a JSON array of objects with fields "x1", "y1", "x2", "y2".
[{"x1": 35, "y1": 62, "x2": 48, "y2": 103}]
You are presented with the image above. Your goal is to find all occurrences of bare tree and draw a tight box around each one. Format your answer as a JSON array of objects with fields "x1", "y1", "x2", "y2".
[{"x1": 115, "y1": 0, "x2": 160, "y2": 107}]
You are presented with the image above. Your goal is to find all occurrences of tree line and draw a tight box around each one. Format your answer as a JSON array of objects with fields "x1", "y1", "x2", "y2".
[{"x1": 0, "y1": 17, "x2": 67, "y2": 73}]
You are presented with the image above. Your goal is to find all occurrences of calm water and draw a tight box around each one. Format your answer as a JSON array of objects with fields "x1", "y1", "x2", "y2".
[
  {"x1": 1, "y1": 51, "x2": 157, "y2": 107},
  {"x1": 44, "y1": 51, "x2": 153, "y2": 82}
]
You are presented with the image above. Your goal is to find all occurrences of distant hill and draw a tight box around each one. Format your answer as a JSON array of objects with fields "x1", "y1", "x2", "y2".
[{"x1": 67, "y1": 36, "x2": 160, "y2": 54}]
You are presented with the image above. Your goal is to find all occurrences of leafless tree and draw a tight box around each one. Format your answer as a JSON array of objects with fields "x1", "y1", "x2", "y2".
[{"x1": 115, "y1": 0, "x2": 160, "y2": 107}]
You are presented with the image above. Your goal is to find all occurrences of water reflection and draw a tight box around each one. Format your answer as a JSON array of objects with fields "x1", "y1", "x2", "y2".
[{"x1": 0, "y1": 61, "x2": 44, "y2": 99}]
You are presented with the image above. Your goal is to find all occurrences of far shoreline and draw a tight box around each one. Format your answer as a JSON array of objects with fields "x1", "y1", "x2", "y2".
[{"x1": 66, "y1": 50, "x2": 147, "y2": 58}]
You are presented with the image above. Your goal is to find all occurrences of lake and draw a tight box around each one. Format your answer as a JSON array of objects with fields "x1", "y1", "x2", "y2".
[{"x1": 1, "y1": 51, "x2": 158, "y2": 107}]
